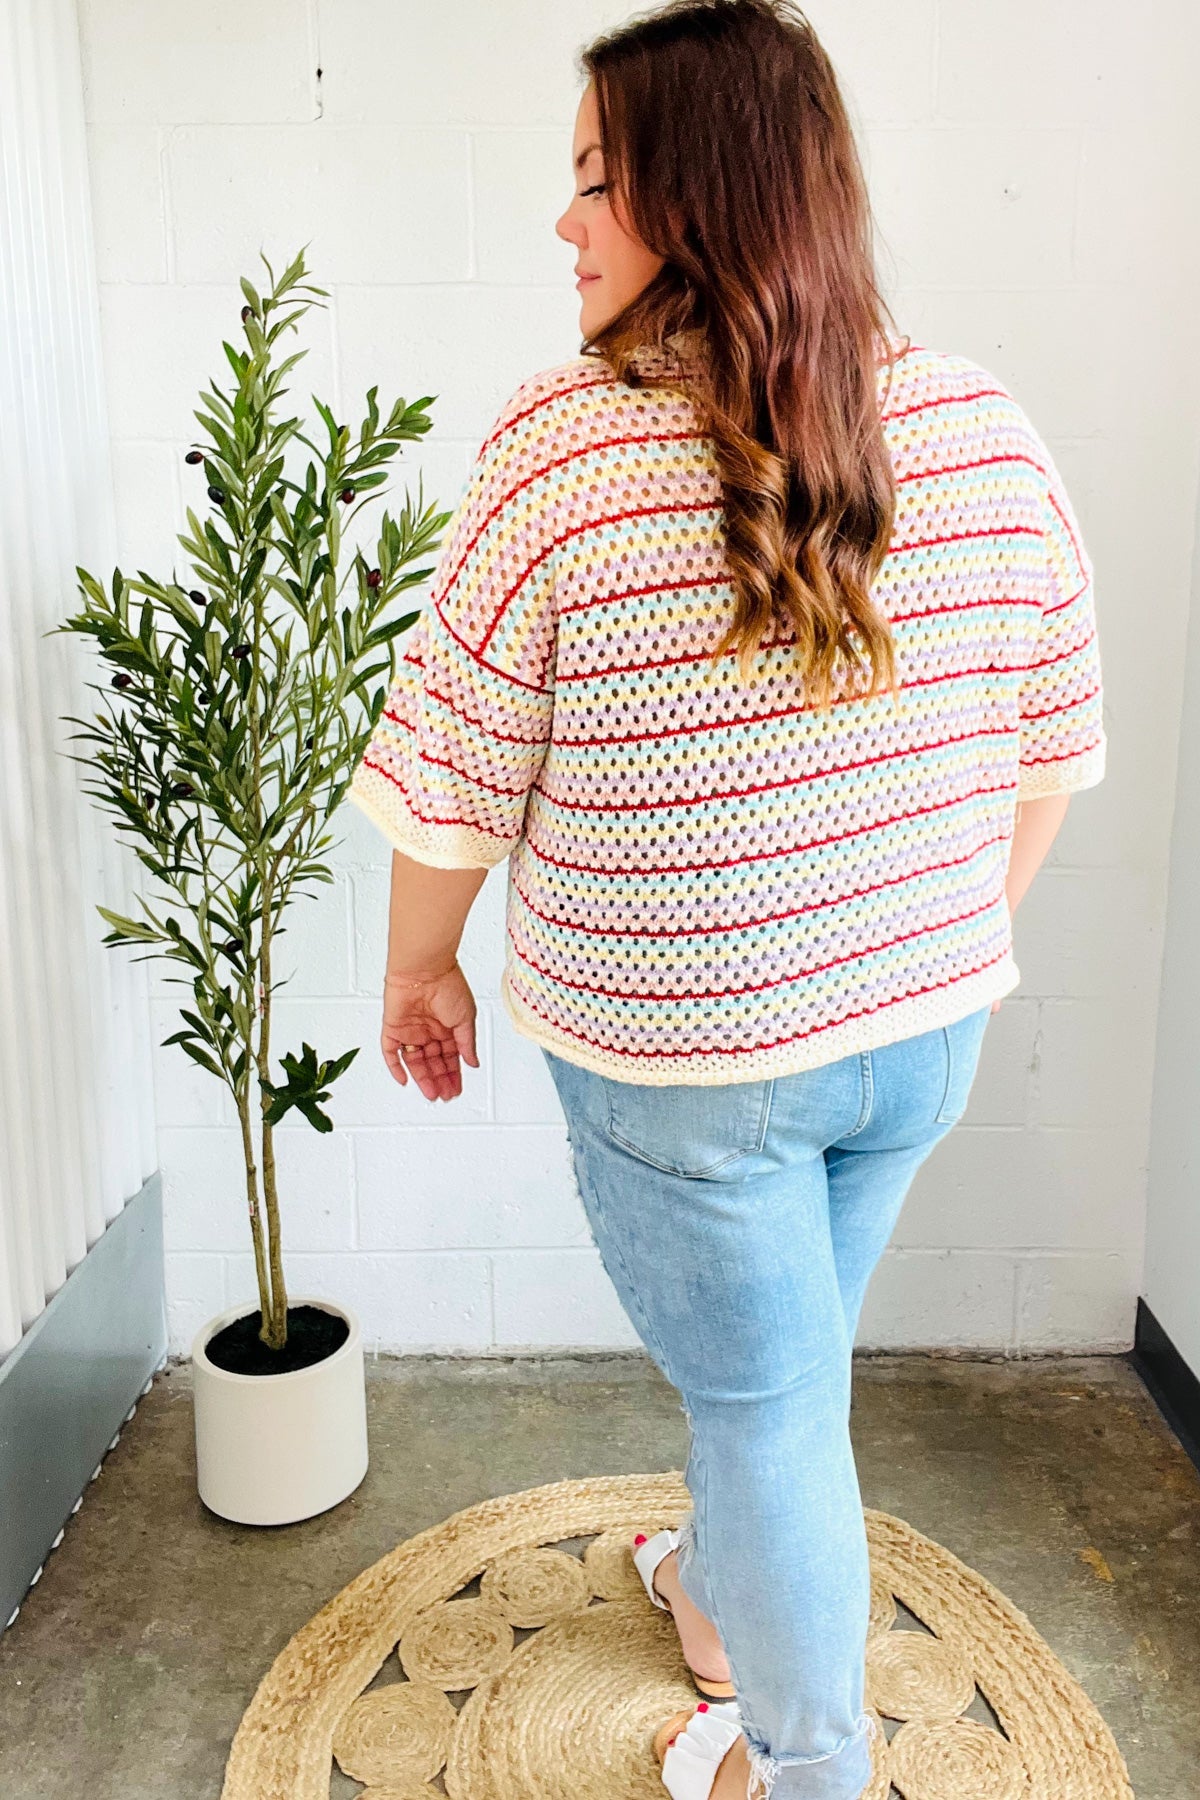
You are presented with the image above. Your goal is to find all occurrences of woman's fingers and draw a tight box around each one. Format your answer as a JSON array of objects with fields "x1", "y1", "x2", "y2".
[
  {"x1": 381, "y1": 1039, "x2": 408, "y2": 1086},
  {"x1": 381, "y1": 963, "x2": 478, "y2": 1101},
  {"x1": 402, "y1": 1035, "x2": 463, "y2": 1101},
  {"x1": 453, "y1": 1018, "x2": 480, "y2": 1068}
]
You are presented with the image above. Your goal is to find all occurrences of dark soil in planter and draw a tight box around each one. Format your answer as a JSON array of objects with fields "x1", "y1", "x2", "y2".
[{"x1": 205, "y1": 1303, "x2": 350, "y2": 1376}]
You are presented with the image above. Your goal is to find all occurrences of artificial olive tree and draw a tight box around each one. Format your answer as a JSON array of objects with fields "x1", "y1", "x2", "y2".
[{"x1": 53, "y1": 247, "x2": 451, "y2": 1352}]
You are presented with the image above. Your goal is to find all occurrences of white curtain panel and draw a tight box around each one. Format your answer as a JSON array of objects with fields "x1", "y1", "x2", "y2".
[{"x1": 0, "y1": 0, "x2": 157, "y2": 1359}]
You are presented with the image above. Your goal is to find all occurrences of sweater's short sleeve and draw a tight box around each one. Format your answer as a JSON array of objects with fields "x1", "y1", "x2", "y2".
[
  {"x1": 346, "y1": 384, "x2": 559, "y2": 867},
  {"x1": 1015, "y1": 444, "x2": 1107, "y2": 801}
]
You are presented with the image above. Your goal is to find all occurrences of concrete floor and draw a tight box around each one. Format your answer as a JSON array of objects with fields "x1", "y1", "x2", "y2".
[{"x1": 0, "y1": 1354, "x2": 1196, "y2": 1799}]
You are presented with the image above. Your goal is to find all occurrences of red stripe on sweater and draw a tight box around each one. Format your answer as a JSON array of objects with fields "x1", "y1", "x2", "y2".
[
  {"x1": 439, "y1": 431, "x2": 710, "y2": 639},
  {"x1": 454, "y1": 504, "x2": 1047, "y2": 672},
  {"x1": 548, "y1": 630, "x2": 1096, "y2": 751},
  {"x1": 519, "y1": 778, "x2": 1020, "y2": 880},
  {"x1": 511, "y1": 889, "x2": 1006, "y2": 1005},
  {"x1": 356, "y1": 764, "x2": 514, "y2": 840},
  {"x1": 1044, "y1": 578, "x2": 1090, "y2": 616},
  {"x1": 555, "y1": 591, "x2": 1042, "y2": 673},
  {"x1": 1043, "y1": 485, "x2": 1088, "y2": 587},
  {"x1": 477, "y1": 370, "x2": 615, "y2": 457},
  {"x1": 463, "y1": 433, "x2": 1050, "y2": 663},
  {"x1": 881, "y1": 385, "x2": 1011, "y2": 424},
  {"x1": 535, "y1": 723, "x2": 1016, "y2": 815},
  {"x1": 1019, "y1": 736, "x2": 1103, "y2": 768},
  {"x1": 383, "y1": 684, "x2": 551, "y2": 748},
  {"x1": 1018, "y1": 684, "x2": 1101, "y2": 725},
  {"x1": 897, "y1": 449, "x2": 1048, "y2": 486},
  {"x1": 431, "y1": 599, "x2": 553, "y2": 696},
  {"x1": 511, "y1": 828, "x2": 1013, "y2": 942},
  {"x1": 483, "y1": 340, "x2": 923, "y2": 463},
  {"x1": 507, "y1": 944, "x2": 1012, "y2": 1062},
  {"x1": 362, "y1": 747, "x2": 530, "y2": 806},
  {"x1": 891, "y1": 524, "x2": 1043, "y2": 557}
]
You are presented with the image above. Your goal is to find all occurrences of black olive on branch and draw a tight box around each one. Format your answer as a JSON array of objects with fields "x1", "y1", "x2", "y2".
[
  {"x1": 170, "y1": 781, "x2": 195, "y2": 799},
  {"x1": 184, "y1": 450, "x2": 203, "y2": 465},
  {"x1": 229, "y1": 643, "x2": 251, "y2": 660},
  {"x1": 241, "y1": 304, "x2": 253, "y2": 322},
  {"x1": 207, "y1": 484, "x2": 225, "y2": 504},
  {"x1": 220, "y1": 938, "x2": 241, "y2": 959},
  {"x1": 339, "y1": 486, "x2": 356, "y2": 504},
  {"x1": 111, "y1": 672, "x2": 133, "y2": 689},
  {"x1": 189, "y1": 589, "x2": 205, "y2": 604},
  {"x1": 366, "y1": 568, "x2": 381, "y2": 588}
]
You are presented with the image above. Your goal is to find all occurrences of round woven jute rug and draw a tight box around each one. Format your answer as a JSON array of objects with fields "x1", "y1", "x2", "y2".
[{"x1": 219, "y1": 1471, "x2": 1133, "y2": 1800}]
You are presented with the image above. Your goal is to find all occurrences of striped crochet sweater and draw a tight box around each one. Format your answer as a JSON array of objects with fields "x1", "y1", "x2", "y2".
[{"x1": 347, "y1": 338, "x2": 1106, "y2": 1084}]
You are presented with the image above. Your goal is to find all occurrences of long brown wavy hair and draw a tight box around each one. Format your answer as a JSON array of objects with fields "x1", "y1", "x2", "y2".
[{"x1": 576, "y1": 0, "x2": 909, "y2": 709}]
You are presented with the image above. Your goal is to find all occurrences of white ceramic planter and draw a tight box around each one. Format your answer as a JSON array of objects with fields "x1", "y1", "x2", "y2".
[{"x1": 191, "y1": 1295, "x2": 369, "y2": 1525}]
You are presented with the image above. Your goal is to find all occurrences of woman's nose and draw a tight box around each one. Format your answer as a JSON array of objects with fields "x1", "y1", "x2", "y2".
[{"x1": 555, "y1": 209, "x2": 582, "y2": 246}]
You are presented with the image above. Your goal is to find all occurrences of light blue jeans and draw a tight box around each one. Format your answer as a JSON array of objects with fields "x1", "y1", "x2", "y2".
[{"x1": 541, "y1": 1003, "x2": 993, "y2": 1800}]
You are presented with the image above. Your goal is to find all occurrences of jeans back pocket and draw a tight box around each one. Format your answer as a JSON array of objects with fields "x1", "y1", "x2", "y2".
[
  {"x1": 604, "y1": 1076, "x2": 775, "y2": 1179},
  {"x1": 935, "y1": 1005, "x2": 992, "y2": 1124}
]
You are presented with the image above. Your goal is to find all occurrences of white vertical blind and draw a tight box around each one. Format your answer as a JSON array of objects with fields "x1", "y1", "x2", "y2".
[{"x1": 0, "y1": 0, "x2": 157, "y2": 1359}]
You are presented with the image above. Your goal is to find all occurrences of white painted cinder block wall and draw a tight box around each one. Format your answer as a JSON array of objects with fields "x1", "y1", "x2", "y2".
[{"x1": 76, "y1": 1, "x2": 1200, "y2": 1357}]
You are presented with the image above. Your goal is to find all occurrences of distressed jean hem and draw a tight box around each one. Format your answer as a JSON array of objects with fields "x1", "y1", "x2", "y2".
[{"x1": 742, "y1": 1712, "x2": 875, "y2": 1800}]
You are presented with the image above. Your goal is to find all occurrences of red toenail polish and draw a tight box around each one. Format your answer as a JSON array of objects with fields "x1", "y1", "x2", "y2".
[
  {"x1": 696, "y1": 1702, "x2": 709, "y2": 1712},
  {"x1": 634, "y1": 1533, "x2": 647, "y2": 1544}
]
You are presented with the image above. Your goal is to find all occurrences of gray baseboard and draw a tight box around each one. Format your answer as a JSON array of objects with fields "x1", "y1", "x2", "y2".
[
  {"x1": 1131, "y1": 1296, "x2": 1200, "y2": 1473},
  {"x1": 0, "y1": 1171, "x2": 167, "y2": 1631}
]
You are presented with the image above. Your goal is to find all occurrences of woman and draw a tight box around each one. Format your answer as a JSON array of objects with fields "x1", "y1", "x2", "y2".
[{"x1": 347, "y1": 3, "x2": 1107, "y2": 1796}]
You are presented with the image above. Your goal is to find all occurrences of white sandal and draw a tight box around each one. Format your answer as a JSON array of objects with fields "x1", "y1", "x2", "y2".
[
  {"x1": 653, "y1": 1700, "x2": 745, "y2": 1800},
  {"x1": 633, "y1": 1526, "x2": 683, "y2": 1611},
  {"x1": 632, "y1": 1528, "x2": 736, "y2": 1700}
]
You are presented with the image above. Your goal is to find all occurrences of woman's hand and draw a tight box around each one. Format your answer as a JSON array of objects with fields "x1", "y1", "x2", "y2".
[{"x1": 381, "y1": 963, "x2": 480, "y2": 1102}]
